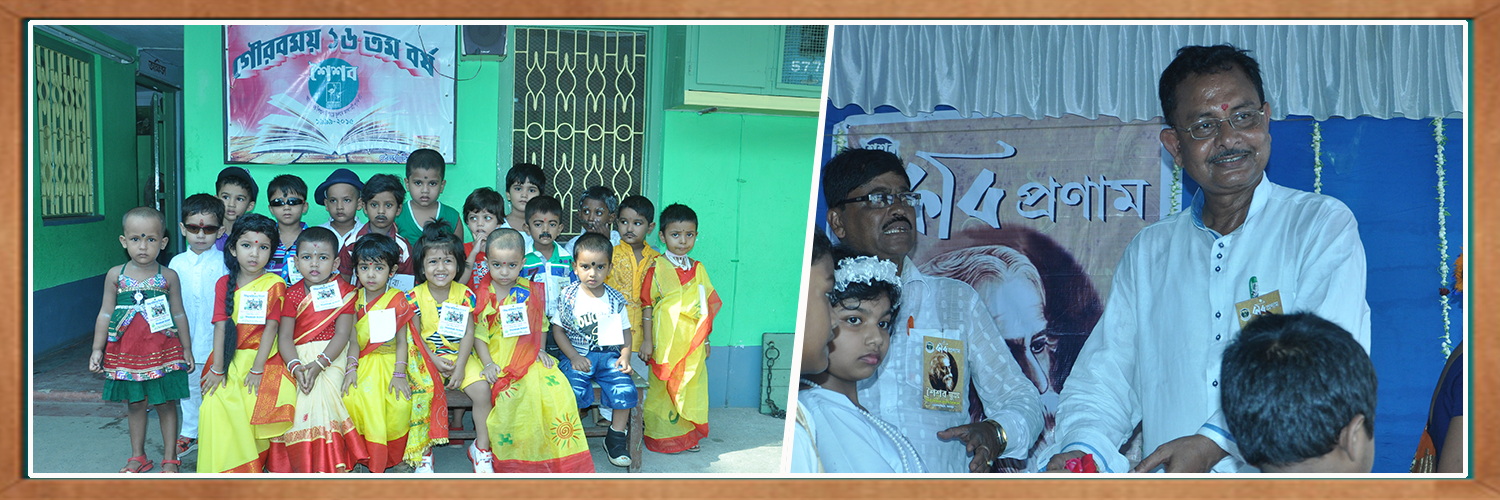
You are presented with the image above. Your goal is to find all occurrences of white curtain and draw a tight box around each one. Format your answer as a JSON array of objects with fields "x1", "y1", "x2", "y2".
[{"x1": 829, "y1": 24, "x2": 1465, "y2": 121}]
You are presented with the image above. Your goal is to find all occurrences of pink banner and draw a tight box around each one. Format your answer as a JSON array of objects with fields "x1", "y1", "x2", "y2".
[
  {"x1": 225, "y1": 25, "x2": 456, "y2": 164},
  {"x1": 833, "y1": 110, "x2": 1170, "y2": 468}
]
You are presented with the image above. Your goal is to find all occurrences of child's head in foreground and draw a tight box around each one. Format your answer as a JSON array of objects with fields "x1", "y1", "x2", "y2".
[
  {"x1": 615, "y1": 195, "x2": 655, "y2": 248},
  {"x1": 351, "y1": 232, "x2": 401, "y2": 293},
  {"x1": 1222, "y1": 312, "x2": 1376, "y2": 473},
  {"x1": 578, "y1": 186, "x2": 618, "y2": 236},
  {"x1": 119, "y1": 207, "x2": 167, "y2": 267},
  {"x1": 814, "y1": 245, "x2": 901, "y2": 386},
  {"x1": 464, "y1": 188, "x2": 506, "y2": 248},
  {"x1": 524, "y1": 195, "x2": 564, "y2": 250},
  {"x1": 505, "y1": 163, "x2": 547, "y2": 217},
  {"x1": 181, "y1": 194, "x2": 226, "y2": 254},
  {"x1": 291, "y1": 226, "x2": 340, "y2": 286},
  {"x1": 657, "y1": 203, "x2": 698, "y2": 257},
  {"x1": 483, "y1": 228, "x2": 528, "y2": 288},
  {"x1": 571, "y1": 232, "x2": 613, "y2": 293},
  {"x1": 404, "y1": 148, "x2": 447, "y2": 209},
  {"x1": 415, "y1": 219, "x2": 465, "y2": 287}
]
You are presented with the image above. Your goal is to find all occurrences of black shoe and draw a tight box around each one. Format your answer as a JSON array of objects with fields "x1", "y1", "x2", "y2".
[{"x1": 605, "y1": 427, "x2": 631, "y2": 467}]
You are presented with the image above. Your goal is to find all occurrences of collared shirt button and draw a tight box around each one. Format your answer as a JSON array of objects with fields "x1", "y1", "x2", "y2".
[
  {"x1": 1215, "y1": 266, "x2": 1221, "y2": 272},
  {"x1": 1215, "y1": 312, "x2": 1221, "y2": 318},
  {"x1": 1216, "y1": 334, "x2": 1221, "y2": 341},
  {"x1": 1213, "y1": 380, "x2": 1219, "y2": 387},
  {"x1": 1217, "y1": 253, "x2": 1223, "y2": 259},
  {"x1": 1218, "y1": 242, "x2": 1225, "y2": 248}
]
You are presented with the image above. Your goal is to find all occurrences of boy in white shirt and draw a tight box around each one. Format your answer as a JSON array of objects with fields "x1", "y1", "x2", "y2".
[{"x1": 167, "y1": 194, "x2": 230, "y2": 459}]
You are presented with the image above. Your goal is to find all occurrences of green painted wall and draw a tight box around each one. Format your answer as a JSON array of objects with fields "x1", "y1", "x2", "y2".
[
  {"x1": 658, "y1": 110, "x2": 814, "y2": 346},
  {"x1": 178, "y1": 25, "x2": 811, "y2": 347},
  {"x1": 31, "y1": 29, "x2": 148, "y2": 290}
]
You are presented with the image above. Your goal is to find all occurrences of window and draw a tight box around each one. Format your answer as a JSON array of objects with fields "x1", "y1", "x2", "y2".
[
  {"x1": 35, "y1": 38, "x2": 97, "y2": 218},
  {"x1": 512, "y1": 27, "x2": 649, "y2": 236}
]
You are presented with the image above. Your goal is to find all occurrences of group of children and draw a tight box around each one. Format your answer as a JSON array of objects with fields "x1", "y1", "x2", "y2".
[{"x1": 91, "y1": 149, "x2": 722, "y2": 473}]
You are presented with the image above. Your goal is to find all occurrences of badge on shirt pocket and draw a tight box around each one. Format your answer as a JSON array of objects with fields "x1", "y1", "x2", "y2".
[
  {"x1": 310, "y1": 282, "x2": 343, "y2": 311},
  {"x1": 499, "y1": 303, "x2": 529, "y2": 338},
  {"x1": 285, "y1": 262, "x2": 303, "y2": 284},
  {"x1": 1235, "y1": 289, "x2": 1284, "y2": 328},
  {"x1": 144, "y1": 295, "x2": 173, "y2": 333},
  {"x1": 919, "y1": 334, "x2": 964, "y2": 413},
  {"x1": 238, "y1": 291, "x2": 269, "y2": 325},
  {"x1": 437, "y1": 302, "x2": 471, "y2": 339}
]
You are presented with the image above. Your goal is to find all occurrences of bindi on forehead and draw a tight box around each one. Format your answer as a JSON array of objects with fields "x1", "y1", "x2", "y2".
[{"x1": 1221, "y1": 103, "x2": 1229, "y2": 111}]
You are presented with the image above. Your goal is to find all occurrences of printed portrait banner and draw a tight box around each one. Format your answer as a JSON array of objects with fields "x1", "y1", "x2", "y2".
[
  {"x1": 225, "y1": 25, "x2": 457, "y2": 164},
  {"x1": 831, "y1": 110, "x2": 1170, "y2": 467}
]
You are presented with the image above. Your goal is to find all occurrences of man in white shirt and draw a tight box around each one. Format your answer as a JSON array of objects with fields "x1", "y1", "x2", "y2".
[
  {"x1": 1043, "y1": 44, "x2": 1371, "y2": 474},
  {"x1": 167, "y1": 194, "x2": 231, "y2": 459},
  {"x1": 823, "y1": 148, "x2": 1043, "y2": 473}
]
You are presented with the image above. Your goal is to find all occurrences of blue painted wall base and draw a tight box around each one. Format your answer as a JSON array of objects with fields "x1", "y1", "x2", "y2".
[
  {"x1": 32, "y1": 273, "x2": 105, "y2": 357},
  {"x1": 705, "y1": 345, "x2": 766, "y2": 409}
]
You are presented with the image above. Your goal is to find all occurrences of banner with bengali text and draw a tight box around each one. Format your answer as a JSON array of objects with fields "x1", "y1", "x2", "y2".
[
  {"x1": 224, "y1": 25, "x2": 456, "y2": 164},
  {"x1": 829, "y1": 110, "x2": 1171, "y2": 469}
]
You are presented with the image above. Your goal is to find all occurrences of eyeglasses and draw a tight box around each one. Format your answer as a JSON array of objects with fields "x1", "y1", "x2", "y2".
[
  {"x1": 182, "y1": 224, "x2": 220, "y2": 235},
  {"x1": 833, "y1": 192, "x2": 920, "y2": 209},
  {"x1": 268, "y1": 197, "x2": 305, "y2": 207},
  {"x1": 1177, "y1": 108, "x2": 1265, "y2": 140}
]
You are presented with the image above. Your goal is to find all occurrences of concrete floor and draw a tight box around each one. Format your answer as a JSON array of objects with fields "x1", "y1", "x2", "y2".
[{"x1": 31, "y1": 338, "x2": 785, "y2": 475}]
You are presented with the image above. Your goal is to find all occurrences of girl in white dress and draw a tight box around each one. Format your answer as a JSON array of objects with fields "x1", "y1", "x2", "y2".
[{"x1": 796, "y1": 247, "x2": 926, "y2": 473}]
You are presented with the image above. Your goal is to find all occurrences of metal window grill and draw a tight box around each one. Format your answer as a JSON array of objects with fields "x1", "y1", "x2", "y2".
[
  {"x1": 512, "y1": 27, "x2": 649, "y2": 237},
  {"x1": 36, "y1": 43, "x2": 96, "y2": 218},
  {"x1": 780, "y1": 25, "x2": 826, "y2": 87}
]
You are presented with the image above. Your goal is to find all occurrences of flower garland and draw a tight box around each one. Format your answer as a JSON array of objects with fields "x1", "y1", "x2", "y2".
[
  {"x1": 1312, "y1": 121, "x2": 1324, "y2": 195},
  {"x1": 1433, "y1": 117, "x2": 1451, "y2": 356},
  {"x1": 1170, "y1": 162, "x2": 1183, "y2": 215}
]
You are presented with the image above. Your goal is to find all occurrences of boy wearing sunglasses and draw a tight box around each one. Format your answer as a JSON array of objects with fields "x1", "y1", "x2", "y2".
[
  {"x1": 166, "y1": 194, "x2": 232, "y2": 461},
  {"x1": 267, "y1": 174, "x2": 311, "y2": 285}
]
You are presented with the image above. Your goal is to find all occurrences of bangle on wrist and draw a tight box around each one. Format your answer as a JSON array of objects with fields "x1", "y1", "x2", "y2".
[
  {"x1": 392, "y1": 372, "x2": 407, "y2": 379},
  {"x1": 985, "y1": 419, "x2": 1008, "y2": 455},
  {"x1": 248, "y1": 367, "x2": 264, "y2": 375},
  {"x1": 287, "y1": 359, "x2": 303, "y2": 371},
  {"x1": 209, "y1": 365, "x2": 226, "y2": 376}
]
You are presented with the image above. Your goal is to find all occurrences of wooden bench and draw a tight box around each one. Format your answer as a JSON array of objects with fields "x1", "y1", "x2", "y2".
[{"x1": 445, "y1": 371, "x2": 648, "y2": 473}]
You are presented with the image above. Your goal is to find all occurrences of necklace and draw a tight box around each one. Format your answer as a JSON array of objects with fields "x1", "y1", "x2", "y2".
[{"x1": 800, "y1": 379, "x2": 923, "y2": 473}]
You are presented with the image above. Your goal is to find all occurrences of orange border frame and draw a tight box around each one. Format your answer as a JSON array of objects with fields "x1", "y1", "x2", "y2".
[{"x1": 8, "y1": 5, "x2": 1494, "y2": 499}]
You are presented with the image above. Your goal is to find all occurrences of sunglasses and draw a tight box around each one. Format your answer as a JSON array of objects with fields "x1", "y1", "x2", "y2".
[
  {"x1": 269, "y1": 197, "x2": 305, "y2": 207},
  {"x1": 182, "y1": 224, "x2": 221, "y2": 235}
]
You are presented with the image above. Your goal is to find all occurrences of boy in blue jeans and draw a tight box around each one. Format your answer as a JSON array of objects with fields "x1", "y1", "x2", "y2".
[{"x1": 551, "y1": 232, "x2": 636, "y2": 468}]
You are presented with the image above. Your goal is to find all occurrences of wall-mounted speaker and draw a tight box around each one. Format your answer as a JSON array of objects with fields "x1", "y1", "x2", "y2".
[{"x1": 462, "y1": 25, "x2": 507, "y2": 57}]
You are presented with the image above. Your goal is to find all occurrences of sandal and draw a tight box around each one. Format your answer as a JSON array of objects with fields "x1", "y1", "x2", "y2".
[
  {"x1": 686, "y1": 445, "x2": 702, "y2": 453},
  {"x1": 160, "y1": 459, "x2": 180, "y2": 473},
  {"x1": 120, "y1": 455, "x2": 154, "y2": 473}
]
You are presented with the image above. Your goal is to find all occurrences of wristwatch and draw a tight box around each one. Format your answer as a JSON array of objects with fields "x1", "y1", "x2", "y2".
[{"x1": 984, "y1": 419, "x2": 1008, "y2": 456}]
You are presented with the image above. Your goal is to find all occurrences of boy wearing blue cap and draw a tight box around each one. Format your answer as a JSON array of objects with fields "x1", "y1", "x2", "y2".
[{"x1": 315, "y1": 168, "x2": 366, "y2": 250}]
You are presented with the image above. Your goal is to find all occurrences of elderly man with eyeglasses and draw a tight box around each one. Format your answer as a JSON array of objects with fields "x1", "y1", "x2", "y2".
[
  {"x1": 821, "y1": 148, "x2": 1043, "y2": 473},
  {"x1": 1041, "y1": 44, "x2": 1371, "y2": 474}
]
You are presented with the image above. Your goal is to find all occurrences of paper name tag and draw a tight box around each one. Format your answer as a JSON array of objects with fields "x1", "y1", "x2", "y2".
[
  {"x1": 437, "y1": 302, "x2": 470, "y2": 339},
  {"x1": 310, "y1": 282, "x2": 343, "y2": 311},
  {"x1": 368, "y1": 308, "x2": 397, "y2": 344},
  {"x1": 596, "y1": 313, "x2": 625, "y2": 346},
  {"x1": 144, "y1": 295, "x2": 173, "y2": 332},
  {"x1": 1235, "y1": 290, "x2": 1284, "y2": 328},
  {"x1": 238, "y1": 291, "x2": 268, "y2": 325},
  {"x1": 918, "y1": 332, "x2": 964, "y2": 413},
  {"x1": 698, "y1": 284, "x2": 708, "y2": 316},
  {"x1": 388, "y1": 274, "x2": 415, "y2": 292},
  {"x1": 499, "y1": 303, "x2": 529, "y2": 338},
  {"x1": 285, "y1": 262, "x2": 303, "y2": 284}
]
